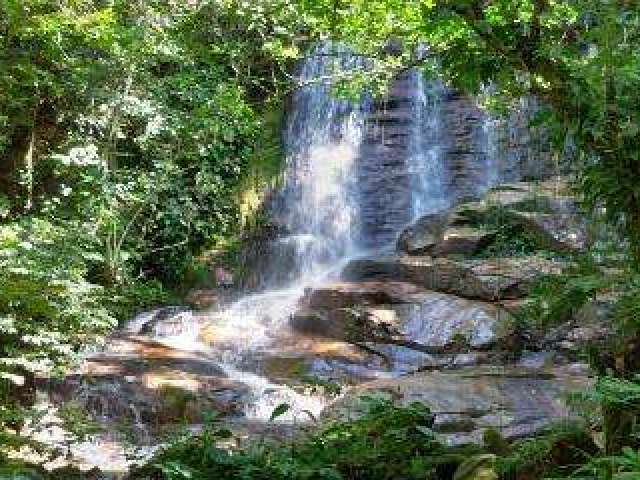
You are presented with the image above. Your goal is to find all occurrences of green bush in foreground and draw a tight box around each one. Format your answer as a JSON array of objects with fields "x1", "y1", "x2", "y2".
[{"x1": 130, "y1": 398, "x2": 481, "y2": 480}]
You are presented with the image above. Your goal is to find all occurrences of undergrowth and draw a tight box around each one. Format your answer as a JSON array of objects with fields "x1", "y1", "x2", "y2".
[
  {"x1": 129, "y1": 397, "x2": 481, "y2": 480},
  {"x1": 496, "y1": 423, "x2": 597, "y2": 479},
  {"x1": 515, "y1": 256, "x2": 614, "y2": 330}
]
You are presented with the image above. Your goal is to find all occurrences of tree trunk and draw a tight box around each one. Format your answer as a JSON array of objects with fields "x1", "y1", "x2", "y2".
[{"x1": 24, "y1": 128, "x2": 35, "y2": 211}]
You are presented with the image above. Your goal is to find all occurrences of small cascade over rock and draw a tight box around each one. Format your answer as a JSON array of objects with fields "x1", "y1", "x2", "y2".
[
  {"x1": 358, "y1": 70, "x2": 450, "y2": 248},
  {"x1": 407, "y1": 73, "x2": 450, "y2": 219}
]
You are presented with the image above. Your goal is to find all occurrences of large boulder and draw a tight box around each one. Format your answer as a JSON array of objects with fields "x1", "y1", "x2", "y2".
[
  {"x1": 397, "y1": 212, "x2": 449, "y2": 255},
  {"x1": 325, "y1": 365, "x2": 592, "y2": 445},
  {"x1": 456, "y1": 178, "x2": 588, "y2": 253},
  {"x1": 342, "y1": 255, "x2": 564, "y2": 301},
  {"x1": 291, "y1": 282, "x2": 513, "y2": 353},
  {"x1": 397, "y1": 177, "x2": 587, "y2": 257},
  {"x1": 397, "y1": 214, "x2": 496, "y2": 257}
]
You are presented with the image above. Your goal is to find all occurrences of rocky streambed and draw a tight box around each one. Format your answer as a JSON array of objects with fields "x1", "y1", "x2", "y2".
[{"x1": 24, "y1": 178, "x2": 609, "y2": 477}]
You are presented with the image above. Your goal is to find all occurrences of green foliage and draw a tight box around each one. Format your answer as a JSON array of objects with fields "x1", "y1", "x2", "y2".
[
  {"x1": 0, "y1": 213, "x2": 175, "y2": 446},
  {"x1": 570, "y1": 376, "x2": 640, "y2": 455},
  {"x1": 570, "y1": 447, "x2": 640, "y2": 480},
  {"x1": 0, "y1": 218, "x2": 116, "y2": 383},
  {"x1": 99, "y1": 280, "x2": 175, "y2": 327},
  {"x1": 613, "y1": 280, "x2": 640, "y2": 340},
  {"x1": 57, "y1": 401, "x2": 102, "y2": 441},
  {"x1": 0, "y1": 0, "x2": 295, "y2": 285},
  {"x1": 462, "y1": 200, "x2": 565, "y2": 258},
  {"x1": 572, "y1": 376, "x2": 640, "y2": 412},
  {"x1": 0, "y1": 460, "x2": 47, "y2": 480},
  {"x1": 516, "y1": 257, "x2": 611, "y2": 329},
  {"x1": 475, "y1": 220, "x2": 541, "y2": 258},
  {"x1": 269, "y1": 403, "x2": 291, "y2": 422},
  {"x1": 496, "y1": 423, "x2": 595, "y2": 479},
  {"x1": 131, "y1": 397, "x2": 478, "y2": 480},
  {"x1": 0, "y1": 1, "x2": 296, "y2": 456}
]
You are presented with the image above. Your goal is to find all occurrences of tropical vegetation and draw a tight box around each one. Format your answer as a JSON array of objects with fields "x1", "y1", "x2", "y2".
[{"x1": 1, "y1": 0, "x2": 640, "y2": 479}]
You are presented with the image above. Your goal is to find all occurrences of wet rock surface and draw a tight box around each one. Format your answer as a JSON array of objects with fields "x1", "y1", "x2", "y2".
[
  {"x1": 293, "y1": 282, "x2": 513, "y2": 354},
  {"x1": 43, "y1": 335, "x2": 248, "y2": 429},
  {"x1": 343, "y1": 255, "x2": 564, "y2": 301},
  {"x1": 303, "y1": 281, "x2": 428, "y2": 308},
  {"x1": 397, "y1": 212, "x2": 449, "y2": 255},
  {"x1": 185, "y1": 289, "x2": 220, "y2": 310},
  {"x1": 326, "y1": 365, "x2": 592, "y2": 445}
]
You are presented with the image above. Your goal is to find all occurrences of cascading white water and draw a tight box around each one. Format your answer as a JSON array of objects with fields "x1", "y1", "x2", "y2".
[
  {"x1": 210, "y1": 43, "x2": 369, "y2": 346},
  {"x1": 406, "y1": 71, "x2": 450, "y2": 219},
  {"x1": 179, "y1": 44, "x2": 372, "y2": 423},
  {"x1": 270, "y1": 43, "x2": 370, "y2": 284}
]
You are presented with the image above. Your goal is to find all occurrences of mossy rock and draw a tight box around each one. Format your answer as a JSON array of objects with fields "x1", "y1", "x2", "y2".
[
  {"x1": 156, "y1": 385, "x2": 197, "y2": 422},
  {"x1": 453, "y1": 454, "x2": 498, "y2": 480},
  {"x1": 262, "y1": 356, "x2": 310, "y2": 383}
]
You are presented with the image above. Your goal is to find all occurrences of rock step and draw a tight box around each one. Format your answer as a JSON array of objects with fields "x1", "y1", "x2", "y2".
[
  {"x1": 292, "y1": 281, "x2": 514, "y2": 359},
  {"x1": 396, "y1": 176, "x2": 588, "y2": 257},
  {"x1": 324, "y1": 365, "x2": 593, "y2": 445},
  {"x1": 342, "y1": 255, "x2": 564, "y2": 302}
]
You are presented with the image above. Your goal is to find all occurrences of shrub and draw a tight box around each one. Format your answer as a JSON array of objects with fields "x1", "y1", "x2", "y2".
[
  {"x1": 131, "y1": 398, "x2": 480, "y2": 480},
  {"x1": 496, "y1": 423, "x2": 596, "y2": 479}
]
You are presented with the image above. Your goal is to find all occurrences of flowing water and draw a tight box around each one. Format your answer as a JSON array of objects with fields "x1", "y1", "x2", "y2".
[
  {"x1": 406, "y1": 71, "x2": 449, "y2": 219},
  {"x1": 199, "y1": 44, "x2": 373, "y2": 422}
]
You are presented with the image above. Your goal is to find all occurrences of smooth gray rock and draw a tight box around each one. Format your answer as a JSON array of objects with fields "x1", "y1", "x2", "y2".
[
  {"x1": 292, "y1": 282, "x2": 514, "y2": 359},
  {"x1": 397, "y1": 212, "x2": 449, "y2": 255},
  {"x1": 342, "y1": 255, "x2": 564, "y2": 301},
  {"x1": 325, "y1": 366, "x2": 592, "y2": 445}
]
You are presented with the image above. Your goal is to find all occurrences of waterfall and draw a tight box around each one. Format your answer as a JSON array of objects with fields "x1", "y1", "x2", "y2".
[
  {"x1": 357, "y1": 69, "x2": 450, "y2": 248},
  {"x1": 406, "y1": 71, "x2": 449, "y2": 219},
  {"x1": 265, "y1": 43, "x2": 370, "y2": 285},
  {"x1": 193, "y1": 44, "x2": 372, "y2": 422},
  {"x1": 136, "y1": 50, "x2": 535, "y2": 424}
]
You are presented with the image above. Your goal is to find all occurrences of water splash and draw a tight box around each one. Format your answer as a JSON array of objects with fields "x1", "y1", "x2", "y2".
[{"x1": 218, "y1": 365, "x2": 328, "y2": 424}]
